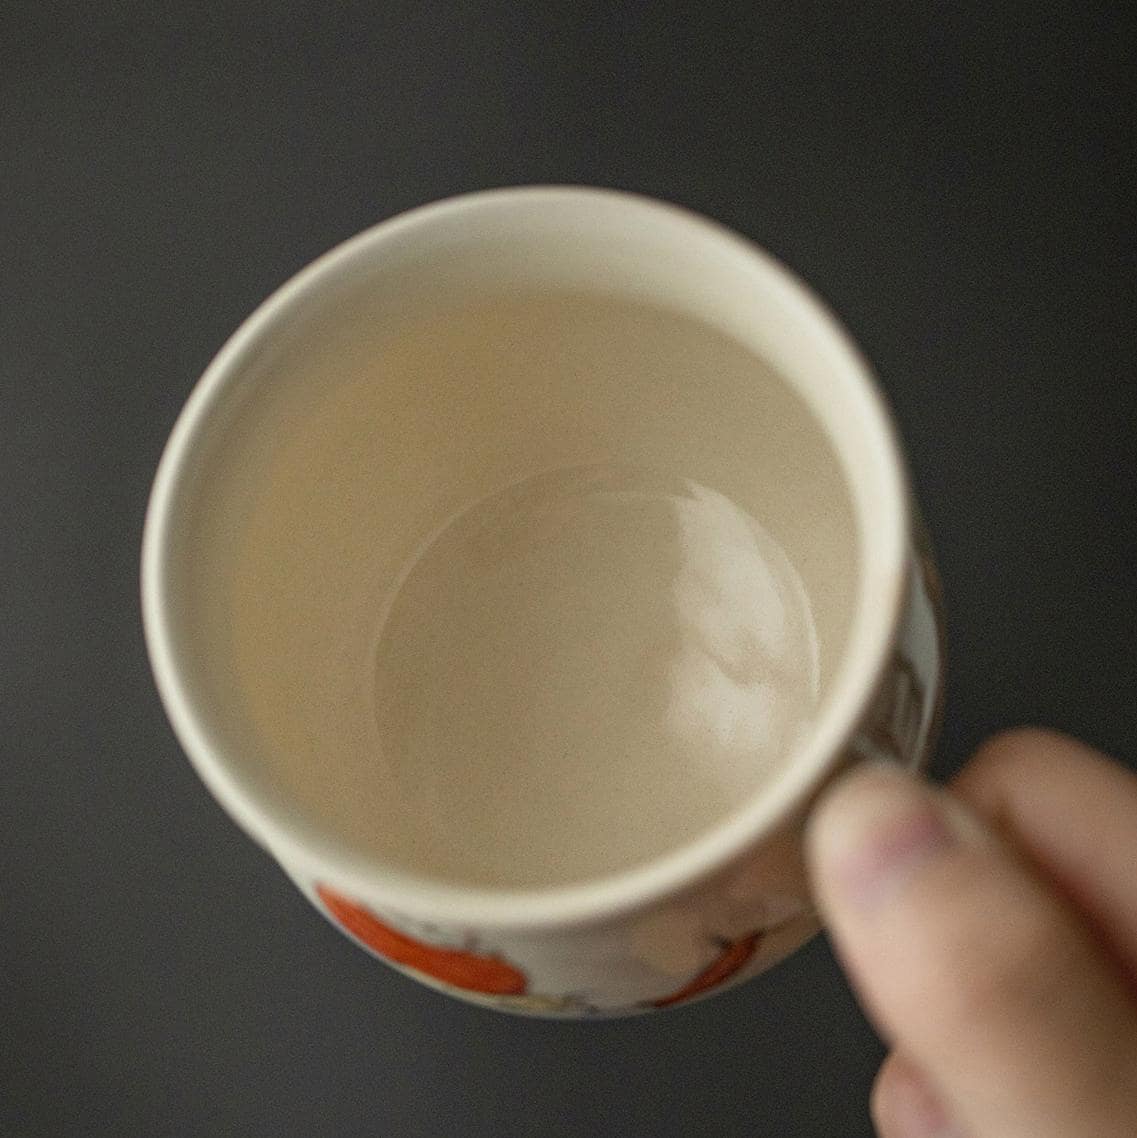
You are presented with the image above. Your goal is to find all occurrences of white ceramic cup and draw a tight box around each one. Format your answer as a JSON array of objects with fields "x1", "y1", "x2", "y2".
[{"x1": 142, "y1": 187, "x2": 943, "y2": 1016}]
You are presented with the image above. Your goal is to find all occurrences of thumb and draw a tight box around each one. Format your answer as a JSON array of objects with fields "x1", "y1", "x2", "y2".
[{"x1": 806, "y1": 762, "x2": 1137, "y2": 1138}]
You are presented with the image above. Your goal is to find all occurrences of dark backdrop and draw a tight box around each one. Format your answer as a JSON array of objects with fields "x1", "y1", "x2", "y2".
[{"x1": 3, "y1": 3, "x2": 1134, "y2": 1135}]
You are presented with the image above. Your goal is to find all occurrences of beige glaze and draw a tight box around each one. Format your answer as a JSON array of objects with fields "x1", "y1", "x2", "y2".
[{"x1": 192, "y1": 293, "x2": 857, "y2": 887}]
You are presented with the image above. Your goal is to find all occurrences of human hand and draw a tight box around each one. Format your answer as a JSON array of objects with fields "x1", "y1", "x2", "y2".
[{"x1": 806, "y1": 729, "x2": 1137, "y2": 1137}]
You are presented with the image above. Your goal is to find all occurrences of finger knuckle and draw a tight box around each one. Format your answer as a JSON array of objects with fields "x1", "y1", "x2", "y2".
[{"x1": 969, "y1": 726, "x2": 1060, "y2": 776}]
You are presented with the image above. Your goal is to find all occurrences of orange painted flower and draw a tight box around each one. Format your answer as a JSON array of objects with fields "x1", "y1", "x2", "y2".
[
  {"x1": 652, "y1": 932, "x2": 762, "y2": 1008},
  {"x1": 316, "y1": 885, "x2": 528, "y2": 995}
]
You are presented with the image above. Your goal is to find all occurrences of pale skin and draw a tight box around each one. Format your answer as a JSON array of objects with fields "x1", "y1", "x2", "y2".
[{"x1": 805, "y1": 729, "x2": 1137, "y2": 1138}]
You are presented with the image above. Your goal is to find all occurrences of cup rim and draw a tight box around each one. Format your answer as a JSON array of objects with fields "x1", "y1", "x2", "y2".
[{"x1": 141, "y1": 185, "x2": 910, "y2": 932}]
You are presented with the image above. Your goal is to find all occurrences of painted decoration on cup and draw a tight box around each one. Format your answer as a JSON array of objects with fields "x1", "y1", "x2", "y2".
[
  {"x1": 317, "y1": 883, "x2": 771, "y2": 1013},
  {"x1": 651, "y1": 931, "x2": 763, "y2": 1008},
  {"x1": 316, "y1": 884, "x2": 527, "y2": 995}
]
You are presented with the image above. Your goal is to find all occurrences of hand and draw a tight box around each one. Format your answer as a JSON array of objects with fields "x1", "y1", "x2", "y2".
[{"x1": 806, "y1": 729, "x2": 1137, "y2": 1138}]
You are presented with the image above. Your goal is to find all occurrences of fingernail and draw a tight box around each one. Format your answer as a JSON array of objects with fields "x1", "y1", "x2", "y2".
[{"x1": 808, "y1": 764, "x2": 980, "y2": 914}]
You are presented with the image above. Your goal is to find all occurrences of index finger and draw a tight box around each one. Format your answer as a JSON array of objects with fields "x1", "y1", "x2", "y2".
[{"x1": 953, "y1": 728, "x2": 1137, "y2": 983}]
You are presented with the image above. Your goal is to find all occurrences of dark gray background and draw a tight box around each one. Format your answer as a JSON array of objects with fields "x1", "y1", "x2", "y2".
[{"x1": 3, "y1": 3, "x2": 1134, "y2": 1135}]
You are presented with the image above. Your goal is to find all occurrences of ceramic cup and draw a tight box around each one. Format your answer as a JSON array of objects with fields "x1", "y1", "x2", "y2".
[{"x1": 142, "y1": 187, "x2": 944, "y2": 1017}]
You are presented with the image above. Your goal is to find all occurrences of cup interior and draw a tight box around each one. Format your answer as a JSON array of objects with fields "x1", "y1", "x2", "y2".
[{"x1": 143, "y1": 189, "x2": 906, "y2": 923}]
